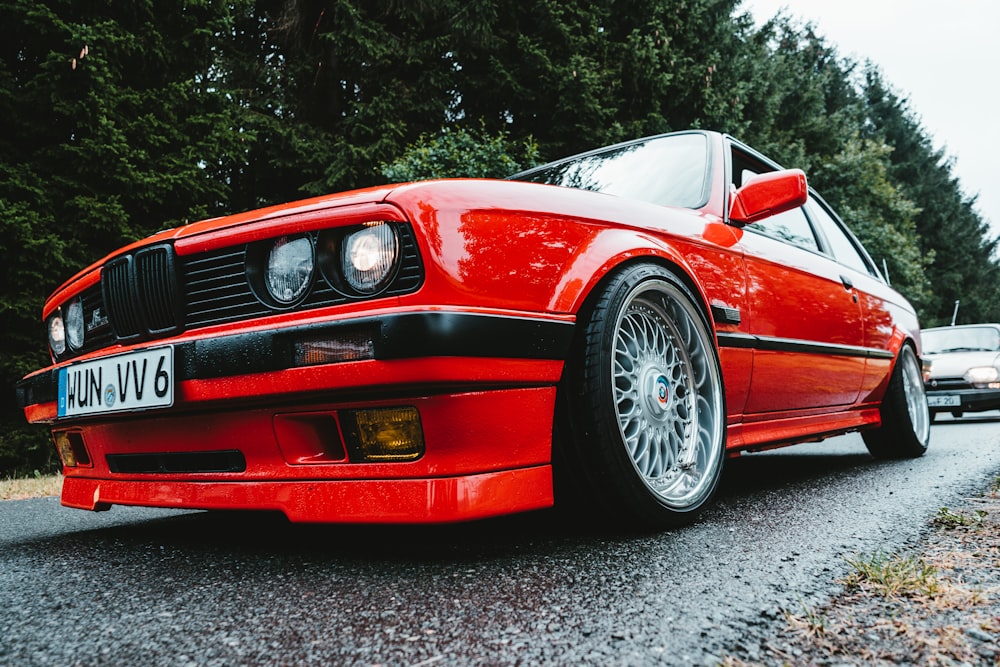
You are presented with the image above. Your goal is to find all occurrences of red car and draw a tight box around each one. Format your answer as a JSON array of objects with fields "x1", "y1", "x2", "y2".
[{"x1": 15, "y1": 131, "x2": 930, "y2": 527}]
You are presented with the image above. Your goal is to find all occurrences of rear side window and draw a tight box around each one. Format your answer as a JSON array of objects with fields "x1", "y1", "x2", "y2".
[{"x1": 805, "y1": 198, "x2": 875, "y2": 276}]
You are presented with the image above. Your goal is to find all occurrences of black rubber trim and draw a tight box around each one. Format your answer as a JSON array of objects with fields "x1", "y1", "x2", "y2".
[
  {"x1": 14, "y1": 374, "x2": 57, "y2": 409},
  {"x1": 15, "y1": 313, "x2": 575, "y2": 407},
  {"x1": 107, "y1": 450, "x2": 246, "y2": 474},
  {"x1": 710, "y1": 305, "x2": 742, "y2": 325},
  {"x1": 717, "y1": 332, "x2": 895, "y2": 359},
  {"x1": 176, "y1": 312, "x2": 573, "y2": 380}
]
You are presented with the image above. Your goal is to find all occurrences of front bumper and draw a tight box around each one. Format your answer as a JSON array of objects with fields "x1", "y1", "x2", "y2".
[
  {"x1": 16, "y1": 311, "x2": 573, "y2": 416},
  {"x1": 925, "y1": 387, "x2": 1000, "y2": 414},
  {"x1": 16, "y1": 310, "x2": 572, "y2": 523}
]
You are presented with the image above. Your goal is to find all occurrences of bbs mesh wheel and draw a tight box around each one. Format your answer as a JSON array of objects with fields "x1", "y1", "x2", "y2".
[{"x1": 561, "y1": 263, "x2": 726, "y2": 528}]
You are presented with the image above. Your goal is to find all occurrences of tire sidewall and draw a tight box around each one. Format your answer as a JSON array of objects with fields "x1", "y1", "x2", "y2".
[{"x1": 566, "y1": 263, "x2": 726, "y2": 527}]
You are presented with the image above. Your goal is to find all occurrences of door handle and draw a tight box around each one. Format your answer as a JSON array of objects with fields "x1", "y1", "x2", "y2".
[{"x1": 840, "y1": 274, "x2": 854, "y2": 290}]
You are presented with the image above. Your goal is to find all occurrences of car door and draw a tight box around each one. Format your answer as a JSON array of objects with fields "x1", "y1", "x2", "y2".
[
  {"x1": 802, "y1": 195, "x2": 898, "y2": 399},
  {"x1": 730, "y1": 148, "x2": 866, "y2": 413}
]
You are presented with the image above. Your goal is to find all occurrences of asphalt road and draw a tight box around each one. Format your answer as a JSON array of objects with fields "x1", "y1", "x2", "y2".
[{"x1": 3, "y1": 416, "x2": 1000, "y2": 667}]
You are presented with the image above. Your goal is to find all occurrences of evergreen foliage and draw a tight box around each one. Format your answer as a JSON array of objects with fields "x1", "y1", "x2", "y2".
[
  {"x1": 860, "y1": 67, "x2": 1000, "y2": 325},
  {"x1": 0, "y1": 0, "x2": 252, "y2": 473},
  {"x1": 1, "y1": 1, "x2": 996, "y2": 473},
  {"x1": 381, "y1": 124, "x2": 540, "y2": 182}
]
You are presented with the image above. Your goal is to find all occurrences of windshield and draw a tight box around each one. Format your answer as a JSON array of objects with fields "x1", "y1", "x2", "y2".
[
  {"x1": 922, "y1": 327, "x2": 1000, "y2": 354},
  {"x1": 511, "y1": 133, "x2": 711, "y2": 209}
]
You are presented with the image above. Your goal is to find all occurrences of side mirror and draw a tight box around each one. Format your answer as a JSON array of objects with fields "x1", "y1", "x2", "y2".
[{"x1": 729, "y1": 168, "x2": 808, "y2": 224}]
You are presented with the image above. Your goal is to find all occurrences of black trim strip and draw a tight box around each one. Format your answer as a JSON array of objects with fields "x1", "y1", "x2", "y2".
[
  {"x1": 15, "y1": 313, "x2": 576, "y2": 406},
  {"x1": 107, "y1": 450, "x2": 246, "y2": 474},
  {"x1": 717, "y1": 332, "x2": 895, "y2": 359},
  {"x1": 179, "y1": 312, "x2": 574, "y2": 380}
]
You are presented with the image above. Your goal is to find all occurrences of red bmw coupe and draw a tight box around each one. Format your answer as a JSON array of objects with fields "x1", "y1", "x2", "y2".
[{"x1": 15, "y1": 130, "x2": 930, "y2": 527}]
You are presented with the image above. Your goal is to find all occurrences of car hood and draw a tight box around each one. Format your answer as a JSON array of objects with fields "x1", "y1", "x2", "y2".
[{"x1": 925, "y1": 350, "x2": 1000, "y2": 378}]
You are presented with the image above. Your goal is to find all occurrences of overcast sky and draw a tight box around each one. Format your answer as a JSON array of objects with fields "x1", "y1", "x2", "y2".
[{"x1": 742, "y1": 0, "x2": 1000, "y2": 236}]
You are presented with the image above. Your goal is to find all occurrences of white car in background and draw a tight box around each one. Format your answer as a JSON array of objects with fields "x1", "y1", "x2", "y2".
[{"x1": 922, "y1": 323, "x2": 1000, "y2": 419}]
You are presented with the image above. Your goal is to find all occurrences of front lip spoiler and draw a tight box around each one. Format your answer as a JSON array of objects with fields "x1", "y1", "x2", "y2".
[{"x1": 15, "y1": 312, "x2": 575, "y2": 408}]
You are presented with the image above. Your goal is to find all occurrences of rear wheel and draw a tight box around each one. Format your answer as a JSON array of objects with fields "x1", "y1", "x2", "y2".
[
  {"x1": 862, "y1": 345, "x2": 930, "y2": 458},
  {"x1": 560, "y1": 264, "x2": 726, "y2": 528}
]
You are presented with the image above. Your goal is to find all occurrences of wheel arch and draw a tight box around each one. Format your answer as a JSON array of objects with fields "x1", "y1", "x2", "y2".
[
  {"x1": 889, "y1": 328, "x2": 924, "y2": 379},
  {"x1": 560, "y1": 235, "x2": 720, "y2": 339},
  {"x1": 554, "y1": 258, "x2": 730, "y2": 527}
]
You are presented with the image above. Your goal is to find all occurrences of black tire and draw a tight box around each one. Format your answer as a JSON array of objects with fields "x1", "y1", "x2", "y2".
[
  {"x1": 558, "y1": 263, "x2": 726, "y2": 529},
  {"x1": 862, "y1": 345, "x2": 930, "y2": 459}
]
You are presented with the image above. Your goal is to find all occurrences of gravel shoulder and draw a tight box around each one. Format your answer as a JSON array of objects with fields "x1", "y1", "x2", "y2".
[{"x1": 725, "y1": 477, "x2": 1000, "y2": 667}]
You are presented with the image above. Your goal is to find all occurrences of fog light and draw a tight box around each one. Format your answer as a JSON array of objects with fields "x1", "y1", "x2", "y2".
[
  {"x1": 343, "y1": 407, "x2": 424, "y2": 462},
  {"x1": 53, "y1": 431, "x2": 90, "y2": 468}
]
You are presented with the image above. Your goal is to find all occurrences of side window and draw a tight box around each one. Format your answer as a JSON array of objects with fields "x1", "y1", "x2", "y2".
[
  {"x1": 805, "y1": 198, "x2": 875, "y2": 276},
  {"x1": 731, "y1": 148, "x2": 820, "y2": 252},
  {"x1": 749, "y1": 206, "x2": 820, "y2": 252}
]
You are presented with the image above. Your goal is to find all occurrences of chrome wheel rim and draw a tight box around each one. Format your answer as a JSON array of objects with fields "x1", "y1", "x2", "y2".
[
  {"x1": 611, "y1": 279, "x2": 724, "y2": 509},
  {"x1": 900, "y1": 347, "x2": 930, "y2": 445}
]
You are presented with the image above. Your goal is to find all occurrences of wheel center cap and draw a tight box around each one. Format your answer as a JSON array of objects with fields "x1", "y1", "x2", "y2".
[
  {"x1": 655, "y1": 375, "x2": 669, "y2": 405},
  {"x1": 644, "y1": 371, "x2": 671, "y2": 416}
]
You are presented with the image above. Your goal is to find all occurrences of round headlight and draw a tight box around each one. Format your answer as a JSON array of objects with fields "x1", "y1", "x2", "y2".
[
  {"x1": 341, "y1": 223, "x2": 399, "y2": 294},
  {"x1": 48, "y1": 311, "x2": 66, "y2": 356},
  {"x1": 65, "y1": 297, "x2": 85, "y2": 350},
  {"x1": 266, "y1": 235, "x2": 314, "y2": 305}
]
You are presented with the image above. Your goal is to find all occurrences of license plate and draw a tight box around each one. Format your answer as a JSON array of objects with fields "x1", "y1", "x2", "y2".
[
  {"x1": 927, "y1": 394, "x2": 960, "y2": 407},
  {"x1": 58, "y1": 347, "x2": 174, "y2": 418}
]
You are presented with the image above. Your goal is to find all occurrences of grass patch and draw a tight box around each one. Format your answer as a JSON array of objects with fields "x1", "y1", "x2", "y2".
[
  {"x1": 786, "y1": 598, "x2": 827, "y2": 638},
  {"x1": 842, "y1": 551, "x2": 939, "y2": 599},
  {"x1": 932, "y1": 506, "x2": 987, "y2": 529},
  {"x1": 0, "y1": 473, "x2": 63, "y2": 500}
]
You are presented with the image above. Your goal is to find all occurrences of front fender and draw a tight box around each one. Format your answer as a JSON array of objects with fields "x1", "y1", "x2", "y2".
[{"x1": 386, "y1": 180, "x2": 746, "y2": 321}]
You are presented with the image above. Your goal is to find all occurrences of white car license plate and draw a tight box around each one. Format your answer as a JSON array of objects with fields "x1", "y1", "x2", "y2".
[
  {"x1": 58, "y1": 347, "x2": 174, "y2": 418},
  {"x1": 927, "y1": 394, "x2": 960, "y2": 407}
]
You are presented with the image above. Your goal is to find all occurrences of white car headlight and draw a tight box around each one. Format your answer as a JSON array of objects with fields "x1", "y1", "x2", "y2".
[
  {"x1": 65, "y1": 297, "x2": 85, "y2": 350},
  {"x1": 48, "y1": 311, "x2": 66, "y2": 356},
  {"x1": 266, "y1": 235, "x2": 314, "y2": 305},
  {"x1": 341, "y1": 223, "x2": 399, "y2": 294},
  {"x1": 965, "y1": 366, "x2": 1000, "y2": 388}
]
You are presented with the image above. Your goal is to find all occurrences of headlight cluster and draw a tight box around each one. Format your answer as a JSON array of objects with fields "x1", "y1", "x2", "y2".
[
  {"x1": 47, "y1": 296, "x2": 85, "y2": 357},
  {"x1": 248, "y1": 222, "x2": 401, "y2": 308},
  {"x1": 266, "y1": 236, "x2": 315, "y2": 305},
  {"x1": 339, "y1": 223, "x2": 399, "y2": 294},
  {"x1": 964, "y1": 366, "x2": 1000, "y2": 389}
]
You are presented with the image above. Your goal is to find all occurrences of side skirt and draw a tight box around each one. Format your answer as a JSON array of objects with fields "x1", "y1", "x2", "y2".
[{"x1": 725, "y1": 406, "x2": 882, "y2": 453}]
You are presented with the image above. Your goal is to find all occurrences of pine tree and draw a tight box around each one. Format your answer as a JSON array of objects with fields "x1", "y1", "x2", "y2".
[
  {"x1": 861, "y1": 67, "x2": 1000, "y2": 325},
  {"x1": 0, "y1": 0, "x2": 252, "y2": 472}
]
